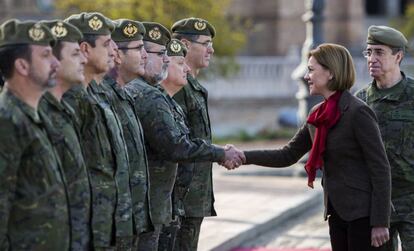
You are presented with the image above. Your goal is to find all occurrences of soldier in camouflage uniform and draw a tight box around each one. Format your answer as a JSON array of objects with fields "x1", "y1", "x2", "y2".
[
  {"x1": 0, "y1": 74, "x2": 3, "y2": 91},
  {"x1": 355, "y1": 25, "x2": 414, "y2": 251},
  {"x1": 0, "y1": 19, "x2": 70, "y2": 250},
  {"x1": 171, "y1": 17, "x2": 217, "y2": 251},
  {"x1": 38, "y1": 20, "x2": 92, "y2": 250},
  {"x1": 64, "y1": 12, "x2": 134, "y2": 250},
  {"x1": 125, "y1": 22, "x2": 244, "y2": 251},
  {"x1": 157, "y1": 39, "x2": 192, "y2": 251},
  {"x1": 103, "y1": 19, "x2": 154, "y2": 242}
]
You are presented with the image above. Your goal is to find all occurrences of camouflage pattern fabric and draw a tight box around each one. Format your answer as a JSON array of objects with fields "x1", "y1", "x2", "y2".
[
  {"x1": 125, "y1": 77, "x2": 224, "y2": 226},
  {"x1": 102, "y1": 76, "x2": 153, "y2": 235},
  {"x1": 39, "y1": 92, "x2": 91, "y2": 250},
  {"x1": 0, "y1": 89, "x2": 70, "y2": 250},
  {"x1": 173, "y1": 217, "x2": 203, "y2": 251},
  {"x1": 355, "y1": 72, "x2": 414, "y2": 251},
  {"x1": 136, "y1": 224, "x2": 162, "y2": 251},
  {"x1": 63, "y1": 84, "x2": 117, "y2": 248},
  {"x1": 173, "y1": 74, "x2": 216, "y2": 218},
  {"x1": 173, "y1": 74, "x2": 215, "y2": 250},
  {"x1": 87, "y1": 80, "x2": 134, "y2": 246}
]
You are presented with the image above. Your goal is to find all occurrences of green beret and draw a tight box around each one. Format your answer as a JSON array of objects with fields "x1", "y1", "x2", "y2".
[
  {"x1": 167, "y1": 39, "x2": 187, "y2": 57},
  {"x1": 171, "y1": 17, "x2": 215, "y2": 38},
  {"x1": 41, "y1": 20, "x2": 83, "y2": 43},
  {"x1": 142, "y1": 22, "x2": 171, "y2": 46},
  {"x1": 112, "y1": 19, "x2": 145, "y2": 42},
  {"x1": 367, "y1": 25, "x2": 408, "y2": 50},
  {"x1": 0, "y1": 19, "x2": 56, "y2": 48},
  {"x1": 65, "y1": 12, "x2": 114, "y2": 36}
]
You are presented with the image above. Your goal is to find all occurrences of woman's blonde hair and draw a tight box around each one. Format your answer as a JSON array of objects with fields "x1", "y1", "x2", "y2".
[{"x1": 308, "y1": 43, "x2": 356, "y2": 91}]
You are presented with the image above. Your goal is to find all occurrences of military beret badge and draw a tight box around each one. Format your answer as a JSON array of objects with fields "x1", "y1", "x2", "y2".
[
  {"x1": 194, "y1": 20, "x2": 207, "y2": 31},
  {"x1": 123, "y1": 23, "x2": 138, "y2": 37},
  {"x1": 51, "y1": 22, "x2": 68, "y2": 38},
  {"x1": 149, "y1": 27, "x2": 162, "y2": 40},
  {"x1": 88, "y1": 15, "x2": 103, "y2": 31},
  {"x1": 28, "y1": 23, "x2": 46, "y2": 41},
  {"x1": 170, "y1": 40, "x2": 181, "y2": 53}
]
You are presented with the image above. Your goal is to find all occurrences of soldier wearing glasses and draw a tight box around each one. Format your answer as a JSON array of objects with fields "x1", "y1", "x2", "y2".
[
  {"x1": 171, "y1": 17, "x2": 217, "y2": 251},
  {"x1": 102, "y1": 19, "x2": 153, "y2": 248},
  {"x1": 356, "y1": 25, "x2": 414, "y2": 251}
]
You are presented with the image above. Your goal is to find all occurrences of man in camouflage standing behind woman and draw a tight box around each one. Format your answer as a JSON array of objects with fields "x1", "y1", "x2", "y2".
[{"x1": 356, "y1": 25, "x2": 414, "y2": 251}]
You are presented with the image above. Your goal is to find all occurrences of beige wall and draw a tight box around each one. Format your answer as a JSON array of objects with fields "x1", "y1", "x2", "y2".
[
  {"x1": 229, "y1": 0, "x2": 367, "y2": 56},
  {"x1": 324, "y1": 0, "x2": 365, "y2": 54}
]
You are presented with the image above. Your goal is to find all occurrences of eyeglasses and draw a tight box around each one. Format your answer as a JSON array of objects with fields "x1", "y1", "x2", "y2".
[
  {"x1": 362, "y1": 48, "x2": 401, "y2": 58},
  {"x1": 118, "y1": 45, "x2": 145, "y2": 52},
  {"x1": 146, "y1": 50, "x2": 167, "y2": 57},
  {"x1": 189, "y1": 40, "x2": 213, "y2": 48}
]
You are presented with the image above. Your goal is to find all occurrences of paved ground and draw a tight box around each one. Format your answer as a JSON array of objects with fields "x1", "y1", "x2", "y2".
[{"x1": 234, "y1": 204, "x2": 331, "y2": 251}]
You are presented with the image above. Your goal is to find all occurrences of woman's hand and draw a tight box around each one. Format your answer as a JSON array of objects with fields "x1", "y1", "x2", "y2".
[{"x1": 371, "y1": 227, "x2": 389, "y2": 247}]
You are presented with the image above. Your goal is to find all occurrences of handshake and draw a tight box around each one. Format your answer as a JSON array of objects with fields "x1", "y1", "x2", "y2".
[{"x1": 220, "y1": 144, "x2": 245, "y2": 170}]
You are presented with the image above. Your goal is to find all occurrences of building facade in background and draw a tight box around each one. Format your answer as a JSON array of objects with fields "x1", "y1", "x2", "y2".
[{"x1": 229, "y1": 0, "x2": 412, "y2": 56}]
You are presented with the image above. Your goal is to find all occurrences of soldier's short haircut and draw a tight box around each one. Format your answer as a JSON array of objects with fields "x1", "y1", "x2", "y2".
[
  {"x1": 143, "y1": 40, "x2": 157, "y2": 51},
  {"x1": 309, "y1": 43, "x2": 356, "y2": 91},
  {"x1": 52, "y1": 41, "x2": 64, "y2": 60},
  {"x1": 0, "y1": 44, "x2": 31, "y2": 79},
  {"x1": 172, "y1": 33, "x2": 199, "y2": 42},
  {"x1": 80, "y1": 34, "x2": 99, "y2": 48},
  {"x1": 115, "y1": 41, "x2": 130, "y2": 53}
]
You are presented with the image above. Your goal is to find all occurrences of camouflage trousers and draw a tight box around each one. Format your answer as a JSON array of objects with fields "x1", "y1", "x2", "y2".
[
  {"x1": 173, "y1": 217, "x2": 203, "y2": 251},
  {"x1": 158, "y1": 216, "x2": 182, "y2": 251},
  {"x1": 95, "y1": 236, "x2": 138, "y2": 251},
  {"x1": 136, "y1": 224, "x2": 162, "y2": 251},
  {"x1": 382, "y1": 195, "x2": 414, "y2": 251}
]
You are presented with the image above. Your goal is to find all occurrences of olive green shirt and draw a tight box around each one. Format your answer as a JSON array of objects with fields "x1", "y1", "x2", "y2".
[{"x1": 0, "y1": 89, "x2": 70, "y2": 250}]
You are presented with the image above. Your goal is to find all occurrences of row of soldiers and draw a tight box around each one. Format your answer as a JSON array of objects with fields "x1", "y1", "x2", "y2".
[{"x1": 0, "y1": 12, "x2": 245, "y2": 251}]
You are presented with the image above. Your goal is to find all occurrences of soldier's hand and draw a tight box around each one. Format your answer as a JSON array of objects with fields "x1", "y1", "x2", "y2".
[
  {"x1": 221, "y1": 144, "x2": 245, "y2": 170},
  {"x1": 371, "y1": 226, "x2": 389, "y2": 247}
]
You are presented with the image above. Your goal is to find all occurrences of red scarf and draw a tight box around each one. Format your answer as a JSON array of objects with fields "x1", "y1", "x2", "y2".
[{"x1": 305, "y1": 91, "x2": 342, "y2": 188}]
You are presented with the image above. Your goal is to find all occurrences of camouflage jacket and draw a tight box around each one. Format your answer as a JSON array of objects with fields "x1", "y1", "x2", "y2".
[
  {"x1": 87, "y1": 80, "x2": 134, "y2": 239},
  {"x1": 125, "y1": 78, "x2": 224, "y2": 225},
  {"x1": 63, "y1": 84, "x2": 117, "y2": 248},
  {"x1": 39, "y1": 91, "x2": 91, "y2": 250},
  {"x1": 102, "y1": 76, "x2": 153, "y2": 234},
  {"x1": 173, "y1": 74, "x2": 216, "y2": 217},
  {"x1": 355, "y1": 72, "x2": 414, "y2": 198},
  {"x1": 0, "y1": 89, "x2": 70, "y2": 250}
]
